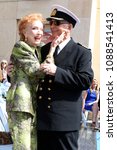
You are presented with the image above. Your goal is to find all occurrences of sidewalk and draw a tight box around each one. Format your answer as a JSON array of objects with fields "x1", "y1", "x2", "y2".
[{"x1": 78, "y1": 126, "x2": 100, "y2": 150}]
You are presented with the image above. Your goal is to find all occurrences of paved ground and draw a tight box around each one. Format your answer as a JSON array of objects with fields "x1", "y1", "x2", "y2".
[
  {"x1": 78, "y1": 110, "x2": 100, "y2": 150},
  {"x1": 78, "y1": 122, "x2": 100, "y2": 150},
  {"x1": 0, "y1": 127, "x2": 100, "y2": 150},
  {"x1": 78, "y1": 127, "x2": 97, "y2": 150}
]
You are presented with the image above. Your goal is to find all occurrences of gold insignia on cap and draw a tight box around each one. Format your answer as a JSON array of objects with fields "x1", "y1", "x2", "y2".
[{"x1": 51, "y1": 9, "x2": 57, "y2": 17}]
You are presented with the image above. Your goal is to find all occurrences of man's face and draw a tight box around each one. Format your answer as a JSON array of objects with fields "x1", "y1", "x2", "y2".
[{"x1": 49, "y1": 19, "x2": 71, "y2": 38}]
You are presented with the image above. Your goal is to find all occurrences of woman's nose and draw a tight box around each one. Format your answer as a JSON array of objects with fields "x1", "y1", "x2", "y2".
[{"x1": 38, "y1": 30, "x2": 43, "y2": 35}]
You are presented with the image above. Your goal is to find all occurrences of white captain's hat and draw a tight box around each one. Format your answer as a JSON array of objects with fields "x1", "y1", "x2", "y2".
[{"x1": 46, "y1": 4, "x2": 80, "y2": 28}]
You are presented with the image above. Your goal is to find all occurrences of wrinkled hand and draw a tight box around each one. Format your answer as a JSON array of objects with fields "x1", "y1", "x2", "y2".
[
  {"x1": 51, "y1": 32, "x2": 66, "y2": 47},
  {"x1": 40, "y1": 62, "x2": 57, "y2": 76},
  {"x1": 7, "y1": 61, "x2": 14, "y2": 77},
  {"x1": 44, "y1": 32, "x2": 67, "y2": 64}
]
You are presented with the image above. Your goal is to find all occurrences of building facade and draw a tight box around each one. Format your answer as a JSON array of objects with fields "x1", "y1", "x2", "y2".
[{"x1": 0, "y1": 0, "x2": 100, "y2": 83}]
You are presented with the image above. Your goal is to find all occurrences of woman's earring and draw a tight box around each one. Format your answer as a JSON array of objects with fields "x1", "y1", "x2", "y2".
[{"x1": 25, "y1": 36, "x2": 28, "y2": 42}]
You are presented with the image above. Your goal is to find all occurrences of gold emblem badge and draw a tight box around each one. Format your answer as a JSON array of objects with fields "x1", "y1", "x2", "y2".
[{"x1": 51, "y1": 9, "x2": 57, "y2": 17}]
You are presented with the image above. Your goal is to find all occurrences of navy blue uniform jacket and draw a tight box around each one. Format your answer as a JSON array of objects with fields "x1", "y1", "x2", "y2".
[{"x1": 37, "y1": 38, "x2": 94, "y2": 131}]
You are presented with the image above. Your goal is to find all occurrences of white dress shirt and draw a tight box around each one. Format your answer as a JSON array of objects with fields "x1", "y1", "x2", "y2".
[{"x1": 57, "y1": 37, "x2": 71, "y2": 54}]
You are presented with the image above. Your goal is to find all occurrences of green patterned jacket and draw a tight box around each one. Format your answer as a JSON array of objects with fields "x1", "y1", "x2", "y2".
[{"x1": 7, "y1": 41, "x2": 41, "y2": 117}]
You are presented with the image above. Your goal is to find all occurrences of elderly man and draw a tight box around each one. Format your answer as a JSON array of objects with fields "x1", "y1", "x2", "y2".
[{"x1": 37, "y1": 4, "x2": 94, "y2": 150}]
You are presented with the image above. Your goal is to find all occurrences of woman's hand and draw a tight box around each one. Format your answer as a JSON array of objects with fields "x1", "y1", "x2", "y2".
[
  {"x1": 51, "y1": 32, "x2": 66, "y2": 48},
  {"x1": 7, "y1": 61, "x2": 14, "y2": 77}
]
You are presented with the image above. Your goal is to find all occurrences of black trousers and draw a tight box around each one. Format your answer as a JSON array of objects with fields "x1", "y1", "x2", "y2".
[{"x1": 37, "y1": 130, "x2": 79, "y2": 150}]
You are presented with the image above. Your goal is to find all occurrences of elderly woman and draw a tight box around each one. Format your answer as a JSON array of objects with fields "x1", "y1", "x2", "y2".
[
  {"x1": 6, "y1": 12, "x2": 65, "y2": 150},
  {"x1": 6, "y1": 13, "x2": 45, "y2": 150}
]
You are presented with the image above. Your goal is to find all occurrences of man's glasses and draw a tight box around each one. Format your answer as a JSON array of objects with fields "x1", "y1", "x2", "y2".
[{"x1": 49, "y1": 20, "x2": 69, "y2": 26}]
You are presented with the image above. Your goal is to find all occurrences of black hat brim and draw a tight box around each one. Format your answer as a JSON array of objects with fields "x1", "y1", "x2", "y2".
[{"x1": 46, "y1": 17, "x2": 64, "y2": 21}]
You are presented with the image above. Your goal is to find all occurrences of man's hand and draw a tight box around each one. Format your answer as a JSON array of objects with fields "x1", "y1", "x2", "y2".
[{"x1": 40, "y1": 62, "x2": 57, "y2": 76}]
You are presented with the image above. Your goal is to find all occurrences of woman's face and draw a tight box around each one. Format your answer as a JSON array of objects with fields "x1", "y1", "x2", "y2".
[
  {"x1": 24, "y1": 20, "x2": 43, "y2": 47},
  {"x1": 1, "y1": 62, "x2": 7, "y2": 69},
  {"x1": 91, "y1": 80, "x2": 98, "y2": 89}
]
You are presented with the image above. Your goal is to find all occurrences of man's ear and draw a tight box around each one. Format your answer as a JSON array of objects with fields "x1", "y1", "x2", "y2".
[
  {"x1": 63, "y1": 23, "x2": 72, "y2": 30},
  {"x1": 67, "y1": 24, "x2": 73, "y2": 30}
]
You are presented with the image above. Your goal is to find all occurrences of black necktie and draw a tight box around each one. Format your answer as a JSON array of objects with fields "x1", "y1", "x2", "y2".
[
  {"x1": 35, "y1": 49, "x2": 38, "y2": 58},
  {"x1": 54, "y1": 46, "x2": 59, "y2": 58}
]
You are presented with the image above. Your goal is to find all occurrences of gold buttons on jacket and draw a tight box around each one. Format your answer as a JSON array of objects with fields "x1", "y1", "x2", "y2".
[
  {"x1": 49, "y1": 79, "x2": 52, "y2": 83},
  {"x1": 39, "y1": 96, "x2": 42, "y2": 99},
  {"x1": 48, "y1": 97, "x2": 51, "y2": 101},
  {"x1": 41, "y1": 79, "x2": 45, "y2": 82},
  {"x1": 48, "y1": 105, "x2": 51, "y2": 109},
  {"x1": 39, "y1": 87, "x2": 43, "y2": 91},
  {"x1": 48, "y1": 88, "x2": 51, "y2": 91}
]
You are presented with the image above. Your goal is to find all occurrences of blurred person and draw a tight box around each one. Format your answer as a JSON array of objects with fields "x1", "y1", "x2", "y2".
[
  {"x1": 0, "y1": 60, "x2": 10, "y2": 91},
  {"x1": 82, "y1": 79, "x2": 99, "y2": 129},
  {"x1": 98, "y1": 87, "x2": 100, "y2": 111},
  {"x1": 36, "y1": 4, "x2": 94, "y2": 150},
  {"x1": 0, "y1": 70, "x2": 2, "y2": 82},
  {"x1": 0, "y1": 63, "x2": 11, "y2": 99},
  {"x1": 0, "y1": 68, "x2": 11, "y2": 133},
  {"x1": 0, "y1": 70, "x2": 10, "y2": 100},
  {"x1": 0, "y1": 59, "x2": 8, "y2": 82}
]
